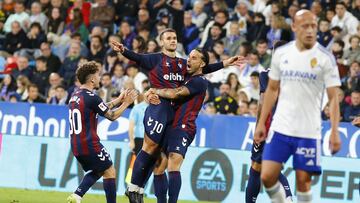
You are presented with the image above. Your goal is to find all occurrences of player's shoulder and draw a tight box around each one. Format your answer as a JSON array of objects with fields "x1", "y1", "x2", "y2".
[
  {"x1": 315, "y1": 43, "x2": 337, "y2": 66},
  {"x1": 273, "y1": 41, "x2": 295, "y2": 54}
]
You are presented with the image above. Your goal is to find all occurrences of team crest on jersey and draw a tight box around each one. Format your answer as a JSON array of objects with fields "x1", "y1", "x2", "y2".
[{"x1": 310, "y1": 58, "x2": 317, "y2": 68}]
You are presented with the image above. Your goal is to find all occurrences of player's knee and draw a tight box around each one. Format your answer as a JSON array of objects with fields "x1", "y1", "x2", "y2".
[
  {"x1": 261, "y1": 171, "x2": 276, "y2": 187},
  {"x1": 103, "y1": 165, "x2": 116, "y2": 179},
  {"x1": 153, "y1": 155, "x2": 167, "y2": 175},
  {"x1": 251, "y1": 161, "x2": 262, "y2": 172},
  {"x1": 142, "y1": 134, "x2": 159, "y2": 154},
  {"x1": 296, "y1": 175, "x2": 311, "y2": 192},
  {"x1": 168, "y1": 153, "x2": 183, "y2": 171}
]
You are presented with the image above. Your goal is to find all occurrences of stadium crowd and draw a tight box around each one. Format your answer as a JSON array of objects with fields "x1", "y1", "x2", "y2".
[{"x1": 0, "y1": 0, "x2": 359, "y2": 122}]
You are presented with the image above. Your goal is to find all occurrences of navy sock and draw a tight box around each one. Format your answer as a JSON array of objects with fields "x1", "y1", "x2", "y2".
[
  {"x1": 168, "y1": 171, "x2": 181, "y2": 203},
  {"x1": 131, "y1": 150, "x2": 156, "y2": 187},
  {"x1": 279, "y1": 172, "x2": 292, "y2": 198},
  {"x1": 245, "y1": 167, "x2": 261, "y2": 203},
  {"x1": 103, "y1": 178, "x2": 116, "y2": 203},
  {"x1": 154, "y1": 173, "x2": 168, "y2": 203},
  {"x1": 75, "y1": 171, "x2": 101, "y2": 197}
]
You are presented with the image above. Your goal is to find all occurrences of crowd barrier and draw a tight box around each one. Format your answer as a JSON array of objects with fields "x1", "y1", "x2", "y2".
[
  {"x1": 0, "y1": 135, "x2": 359, "y2": 202},
  {"x1": 0, "y1": 102, "x2": 359, "y2": 158}
]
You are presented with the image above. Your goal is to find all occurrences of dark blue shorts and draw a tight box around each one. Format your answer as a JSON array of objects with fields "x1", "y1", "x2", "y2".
[
  {"x1": 263, "y1": 131, "x2": 322, "y2": 175},
  {"x1": 143, "y1": 99, "x2": 174, "y2": 144},
  {"x1": 75, "y1": 147, "x2": 113, "y2": 173},
  {"x1": 162, "y1": 128, "x2": 194, "y2": 158},
  {"x1": 250, "y1": 141, "x2": 265, "y2": 164}
]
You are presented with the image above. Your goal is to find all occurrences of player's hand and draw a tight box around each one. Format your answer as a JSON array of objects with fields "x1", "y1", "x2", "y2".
[
  {"x1": 118, "y1": 89, "x2": 130, "y2": 103},
  {"x1": 110, "y1": 40, "x2": 125, "y2": 53},
  {"x1": 123, "y1": 89, "x2": 139, "y2": 104},
  {"x1": 145, "y1": 88, "x2": 161, "y2": 105},
  {"x1": 223, "y1": 55, "x2": 247, "y2": 68},
  {"x1": 329, "y1": 130, "x2": 341, "y2": 155},
  {"x1": 352, "y1": 117, "x2": 360, "y2": 127},
  {"x1": 254, "y1": 124, "x2": 267, "y2": 144}
]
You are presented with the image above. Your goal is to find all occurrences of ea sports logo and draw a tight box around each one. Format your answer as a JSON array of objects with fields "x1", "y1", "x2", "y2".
[{"x1": 191, "y1": 150, "x2": 233, "y2": 201}]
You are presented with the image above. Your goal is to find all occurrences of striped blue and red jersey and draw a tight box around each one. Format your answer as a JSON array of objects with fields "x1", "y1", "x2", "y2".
[
  {"x1": 172, "y1": 74, "x2": 208, "y2": 136},
  {"x1": 68, "y1": 88, "x2": 109, "y2": 156},
  {"x1": 122, "y1": 49, "x2": 223, "y2": 89}
]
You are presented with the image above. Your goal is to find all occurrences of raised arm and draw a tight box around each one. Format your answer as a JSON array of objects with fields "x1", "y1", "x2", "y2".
[
  {"x1": 203, "y1": 55, "x2": 247, "y2": 74},
  {"x1": 111, "y1": 40, "x2": 142, "y2": 63},
  {"x1": 104, "y1": 89, "x2": 139, "y2": 121}
]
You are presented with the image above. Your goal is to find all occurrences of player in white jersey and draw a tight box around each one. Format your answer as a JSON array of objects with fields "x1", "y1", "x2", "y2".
[{"x1": 254, "y1": 10, "x2": 341, "y2": 203}]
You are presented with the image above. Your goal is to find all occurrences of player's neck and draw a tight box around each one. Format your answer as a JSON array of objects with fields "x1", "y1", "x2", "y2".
[
  {"x1": 162, "y1": 49, "x2": 176, "y2": 58},
  {"x1": 80, "y1": 84, "x2": 94, "y2": 92},
  {"x1": 295, "y1": 40, "x2": 315, "y2": 51}
]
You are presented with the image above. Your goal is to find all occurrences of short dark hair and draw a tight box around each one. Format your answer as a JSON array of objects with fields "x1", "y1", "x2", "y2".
[
  {"x1": 334, "y1": 39, "x2": 345, "y2": 48},
  {"x1": 256, "y1": 39, "x2": 267, "y2": 45},
  {"x1": 250, "y1": 71, "x2": 260, "y2": 78},
  {"x1": 76, "y1": 61, "x2": 99, "y2": 84},
  {"x1": 28, "y1": 83, "x2": 38, "y2": 91},
  {"x1": 36, "y1": 56, "x2": 47, "y2": 63},
  {"x1": 91, "y1": 35, "x2": 103, "y2": 44},
  {"x1": 336, "y1": 1, "x2": 346, "y2": 8},
  {"x1": 319, "y1": 18, "x2": 330, "y2": 24},
  {"x1": 194, "y1": 48, "x2": 209, "y2": 67},
  {"x1": 55, "y1": 85, "x2": 66, "y2": 90},
  {"x1": 101, "y1": 72, "x2": 112, "y2": 79},
  {"x1": 159, "y1": 28, "x2": 176, "y2": 40}
]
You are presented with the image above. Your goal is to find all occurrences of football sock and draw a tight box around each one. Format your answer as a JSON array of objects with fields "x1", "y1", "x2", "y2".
[
  {"x1": 278, "y1": 172, "x2": 292, "y2": 198},
  {"x1": 265, "y1": 181, "x2": 287, "y2": 203},
  {"x1": 154, "y1": 173, "x2": 168, "y2": 203},
  {"x1": 168, "y1": 171, "x2": 181, "y2": 203},
  {"x1": 131, "y1": 150, "x2": 157, "y2": 187},
  {"x1": 297, "y1": 190, "x2": 312, "y2": 203},
  {"x1": 74, "y1": 171, "x2": 101, "y2": 197},
  {"x1": 103, "y1": 178, "x2": 116, "y2": 203},
  {"x1": 245, "y1": 167, "x2": 261, "y2": 203}
]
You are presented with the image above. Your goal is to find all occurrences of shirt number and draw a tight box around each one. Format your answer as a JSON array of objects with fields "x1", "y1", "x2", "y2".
[{"x1": 69, "y1": 109, "x2": 82, "y2": 135}]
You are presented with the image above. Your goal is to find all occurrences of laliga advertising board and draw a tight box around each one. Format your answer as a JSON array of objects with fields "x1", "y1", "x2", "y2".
[
  {"x1": 0, "y1": 102, "x2": 359, "y2": 158},
  {"x1": 0, "y1": 135, "x2": 359, "y2": 202}
]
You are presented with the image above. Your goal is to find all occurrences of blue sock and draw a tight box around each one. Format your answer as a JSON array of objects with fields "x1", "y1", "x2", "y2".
[
  {"x1": 154, "y1": 173, "x2": 168, "y2": 203},
  {"x1": 131, "y1": 150, "x2": 156, "y2": 187},
  {"x1": 75, "y1": 171, "x2": 101, "y2": 197},
  {"x1": 168, "y1": 171, "x2": 181, "y2": 203},
  {"x1": 279, "y1": 172, "x2": 292, "y2": 198},
  {"x1": 245, "y1": 167, "x2": 261, "y2": 203},
  {"x1": 103, "y1": 178, "x2": 116, "y2": 203}
]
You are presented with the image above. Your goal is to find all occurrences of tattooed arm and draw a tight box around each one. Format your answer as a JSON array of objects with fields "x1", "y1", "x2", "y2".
[{"x1": 152, "y1": 86, "x2": 191, "y2": 100}]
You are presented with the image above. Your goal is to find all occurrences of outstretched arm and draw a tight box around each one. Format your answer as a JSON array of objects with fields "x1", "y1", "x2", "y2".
[
  {"x1": 111, "y1": 40, "x2": 142, "y2": 63},
  {"x1": 104, "y1": 89, "x2": 139, "y2": 121},
  {"x1": 203, "y1": 55, "x2": 247, "y2": 74}
]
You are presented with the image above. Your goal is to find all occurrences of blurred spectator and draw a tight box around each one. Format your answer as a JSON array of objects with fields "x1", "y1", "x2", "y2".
[
  {"x1": 243, "y1": 71, "x2": 260, "y2": 101},
  {"x1": 225, "y1": 72, "x2": 242, "y2": 100},
  {"x1": 146, "y1": 39, "x2": 160, "y2": 53},
  {"x1": 331, "y1": 39, "x2": 347, "y2": 78},
  {"x1": 9, "y1": 92, "x2": 21, "y2": 103},
  {"x1": 266, "y1": 15, "x2": 292, "y2": 49},
  {"x1": 29, "y1": 1, "x2": 48, "y2": 26},
  {"x1": 66, "y1": 0, "x2": 91, "y2": 27},
  {"x1": 182, "y1": 11, "x2": 200, "y2": 55},
  {"x1": 11, "y1": 56, "x2": 32, "y2": 79},
  {"x1": 343, "y1": 90, "x2": 360, "y2": 122},
  {"x1": 16, "y1": 74, "x2": 30, "y2": 100},
  {"x1": 340, "y1": 35, "x2": 360, "y2": 66},
  {"x1": 3, "y1": 0, "x2": 29, "y2": 33},
  {"x1": 58, "y1": 41, "x2": 81, "y2": 87},
  {"x1": 200, "y1": 10, "x2": 230, "y2": 48},
  {"x1": 248, "y1": 100, "x2": 258, "y2": 117},
  {"x1": 286, "y1": 4, "x2": 299, "y2": 25},
  {"x1": 214, "y1": 83, "x2": 238, "y2": 115},
  {"x1": 97, "y1": 72, "x2": 117, "y2": 102},
  {"x1": 191, "y1": 0, "x2": 207, "y2": 29},
  {"x1": 44, "y1": 7, "x2": 65, "y2": 35},
  {"x1": 31, "y1": 56, "x2": 50, "y2": 95},
  {"x1": 238, "y1": 101, "x2": 249, "y2": 116},
  {"x1": 317, "y1": 19, "x2": 332, "y2": 47},
  {"x1": 321, "y1": 102, "x2": 331, "y2": 120},
  {"x1": 326, "y1": 8, "x2": 336, "y2": 23},
  {"x1": 114, "y1": 0, "x2": 139, "y2": 25},
  {"x1": 352, "y1": 0, "x2": 360, "y2": 20},
  {"x1": 40, "y1": 0, "x2": 51, "y2": 16},
  {"x1": 118, "y1": 20, "x2": 137, "y2": 50},
  {"x1": 131, "y1": 36, "x2": 146, "y2": 54},
  {"x1": 48, "y1": 84, "x2": 68, "y2": 105},
  {"x1": 126, "y1": 64, "x2": 148, "y2": 93},
  {"x1": 231, "y1": 1, "x2": 253, "y2": 35},
  {"x1": 239, "y1": 51, "x2": 264, "y2": 86},
  {"x1": 331, "y1": 2, "x2": 359, "y2": 36},
  {"x1": 256, "y1": 39, "x2": 271, "y2": 69},
  {"x1": 40, "y1": 42, "x2": 61, "y2": 73},
  {"x1": 310, "y1": 0, "x2": 324, "y2": 21},
  {"x1": 246, "y1": 12, "x2": 269, "y2": 43},
  {"x1": 343, "y1": 61, "x2": 360, "y2": 94},
  {"x1": 110, "y1": 63, "x2": 128, "y2": 90},
  {"x1": 203, "y1": 102, "x2": 217, "y2": 115},
  {"x1": 27, "y1": 22, "x2": 47, "y2": 49},
  {"x1": 2, "y1": 0, "x2": 15, "y2": 19},
  {"x1": 135, "y1": 8, "x2": 154, "y2": 34},
  {"x1": 63, "y1": 8, "x2": 89, "y2": 43},
  {"x1": 22, "y1": 83, "x2": 45, "y2": 103},
  {"x1": 203, "y1": 23, "x2": 223, "y2": 51},
  {"x1": 0, "y1": 74, "x2": 17, "y2": 101},
  {"x1": 163, "y1": 0, "x2": 185, "y2": 42},
  {"x1": 45, "y1": 72, "x2": 63, "y2": 96},
  {"x1": 49, "y1": 0, "x2": 67, "y2": 21},
  {"x1": 90, "y1": 0, "x2": 115, "y2": 32},
  {"x1": 3, "y1": 21, "x2": 28, "y2": 54},
  {"x1": 88, "y1": 35, "x2": 106, "y2": 61},
  {"x1": 223, "y1": 21, "x2": 246, "y2": 56}
]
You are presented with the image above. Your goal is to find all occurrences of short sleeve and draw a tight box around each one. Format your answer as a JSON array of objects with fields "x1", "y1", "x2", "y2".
[
  {"x1": 268, "y1": 50, "x2": 281, "y2": 81},
  {"x1": 91, "y1": 94, "x2": 109, "y2": 116},
  {"x1": 323, "y1": 54, "x2": 341, "y2": 88},
  {"x1": 259, "y1": 71, "x2": 269, "y2": 93},
  {"x1": 184, "y1": 76, "x2": 208, "y2": 96}
]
